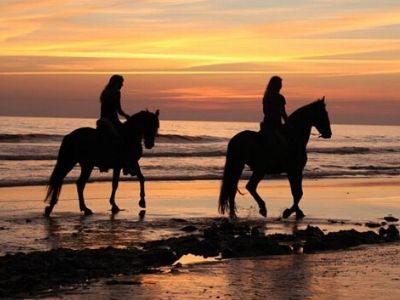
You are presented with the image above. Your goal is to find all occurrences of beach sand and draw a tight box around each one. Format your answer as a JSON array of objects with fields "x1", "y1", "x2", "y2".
[{"x1": 0, "y1": 177, "x2": 399, "y2": 298}]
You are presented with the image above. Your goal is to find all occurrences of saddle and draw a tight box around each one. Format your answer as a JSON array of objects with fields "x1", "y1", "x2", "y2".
[
  {"x1": 96, "y1": 119, "x2": 134, "y2": 174},
  {"x1": 259, "y1": 122, "x2": 289, "y2": 169}
]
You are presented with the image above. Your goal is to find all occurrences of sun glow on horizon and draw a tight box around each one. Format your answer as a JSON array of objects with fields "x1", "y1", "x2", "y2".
[{"x1": 1, "y1": 0, "x2": 400, "y2": 124}]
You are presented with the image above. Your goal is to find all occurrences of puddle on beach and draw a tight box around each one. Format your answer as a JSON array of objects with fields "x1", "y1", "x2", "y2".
[{"x1": 173, "y1": 253, "x2": 221, "y2": 266}]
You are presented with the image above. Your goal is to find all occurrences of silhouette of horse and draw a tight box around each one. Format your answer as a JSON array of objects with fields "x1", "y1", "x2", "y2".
[
  {"x1": 44, "y1": 110, "x2": 160, "y2": 216},
  {"x1": 219, "y1": 98, "x2": 332, "y2": 219}
]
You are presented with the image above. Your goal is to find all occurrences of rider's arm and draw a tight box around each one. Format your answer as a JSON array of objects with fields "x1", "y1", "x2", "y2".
[
  {"x1": 280, "y1": 95, "x2": 288, "y2": 124},
  {"x1": 281, "y1": 105, "x2": 288, "y2": 124},
  {"x1": 116, "y1": 92, "x2": 130, "y2": 120},
  {"x1": 118, "y1": 107, "x2": 130, "y2": 120}
]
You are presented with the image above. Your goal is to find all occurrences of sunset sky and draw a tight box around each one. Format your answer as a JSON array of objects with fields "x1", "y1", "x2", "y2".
[{"x1": 0, "y1": 0, "x2": 399, "y2": 124}]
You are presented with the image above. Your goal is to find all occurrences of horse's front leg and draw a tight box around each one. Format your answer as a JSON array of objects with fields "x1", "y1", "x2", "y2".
[
  {"x1": 284, "y1": 170, "x2": 305, "y2": 220},
  {"x1": 77, "y1": 165, "x2": 93, "y2": 215},
  {"x1": 246, "y1": 170, "x2": 267, "y2": 218},
  {"x1": 110, "y1": 168, "x2": 121, "y2": 214},
  {"x1": 132, "y1": 162, "x2": 146, "y2": 208}
]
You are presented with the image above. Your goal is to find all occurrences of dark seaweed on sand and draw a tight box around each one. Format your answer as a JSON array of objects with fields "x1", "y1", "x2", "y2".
[{"x1": 0, "y1": 220, "x2": 398, "y2": 297}]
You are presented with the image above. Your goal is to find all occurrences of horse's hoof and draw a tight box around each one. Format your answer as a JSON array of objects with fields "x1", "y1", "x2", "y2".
[
  {"x1": 138, "y1": 199, "x2": 146, "y2": 208},
  {"x1": 44, "y1": 206, "x2": 52, "y2": 217},
  {"x1": 83, "y1": 208, "x2": 93, "y2": 216},
  {"x1": 295, "y1": 210, "x2": 305, "y2": 220},
  {"x1": 111, "y1": 206, "x2": 120, "y2": 214},
  {"x1": 282, "y1": 208, "x2": 293, "y2": 219},
  {"x1": 259, "y1": 206, "x2": 267, "y2": 218}
]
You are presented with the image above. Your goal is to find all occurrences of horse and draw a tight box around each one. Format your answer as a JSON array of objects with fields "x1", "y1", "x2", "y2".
[
  {"x1": 218, "y1": 98, "x2": 332, "y2": 219},
  {"x1": 44, "y1": 110, "x2": 160, "y2": 216}
]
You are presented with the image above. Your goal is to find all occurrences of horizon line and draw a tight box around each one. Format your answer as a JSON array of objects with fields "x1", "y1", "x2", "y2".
[{"x1": 0, "y1": 114, "x2": 399, "y2": 127}]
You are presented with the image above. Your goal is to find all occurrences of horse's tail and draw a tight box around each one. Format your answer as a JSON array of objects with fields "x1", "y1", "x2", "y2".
[
  {"x1": 218, "y1": 139, "x2": 245, "y2": 215},
  {"x1": 45, "y1": 134, "x2": 76, "y2": 203}
]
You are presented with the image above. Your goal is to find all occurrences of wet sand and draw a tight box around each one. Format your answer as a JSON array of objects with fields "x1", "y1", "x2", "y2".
[
  {"x1": 68, "y1": 243, "x2": 400, "y2": 300},
  {"x1": 0, "y1": 178, "x2": 399, "y2": 298}
]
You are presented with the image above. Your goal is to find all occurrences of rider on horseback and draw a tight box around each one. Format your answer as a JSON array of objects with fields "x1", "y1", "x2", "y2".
[
  {"x1": 99, "y1": 75, "x2": 130, "y2": 131},
  {"x1": 262, "y1": 76, "x2": 288, "y2": 129},
  {"x1": 97, "y1": 75, "x2": 132, "y2": 174},
  {"x1": 261, "y1": 76, "x2": 289, "y2": 168}
]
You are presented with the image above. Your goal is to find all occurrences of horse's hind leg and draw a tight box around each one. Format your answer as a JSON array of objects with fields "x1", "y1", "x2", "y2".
[
  {"x1": 246, "y1": 170, "x2": 267, "y2": 217},
  {"x1": 77, "y1": 165, "x2": 93, "y2": 215},
  {"x1": 110, "y1": 168, "x2": 121, "y2": 214},
  {"x1": 45, "y1": 191, "x2": 59, "y2": 217},
  {"x1": 44, "y1": 191, "x2": 59, "y2": 217},
  {"x1": 44, "y1": 162, "x2": 76, "y2": 217}
]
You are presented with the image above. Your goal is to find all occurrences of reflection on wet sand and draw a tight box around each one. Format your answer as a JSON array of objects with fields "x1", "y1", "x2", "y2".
[
  {"x1": 225, "y1": 257, "x2": 310, "y2": 298},
  {"x1": 88, "y1": 243, "x2": 399, "y2": 300},
  {"x1": 138, "y1": 210, "x2": 146, "y2": 220},
  {"x1": 43, "y1": 215, "x2": 148, "y2": 250},
  {"x1": 223, "y1": 222, "x2": 312, "y2": 299}
]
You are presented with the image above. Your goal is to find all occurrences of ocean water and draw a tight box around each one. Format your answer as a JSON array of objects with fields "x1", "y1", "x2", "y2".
[{"x1": 0, "y1": 116, "x2": 399, "y2": 187}]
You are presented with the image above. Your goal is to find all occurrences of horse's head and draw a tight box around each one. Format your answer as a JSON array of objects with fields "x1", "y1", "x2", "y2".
[
  {"x1": 142, "y1": 110, "x2": 159, "y2": 149},
  {"x1": 126, "y1": 110, "x2": 160, "y2": 149},
  {"x1": 312, "y1": 97, "x2": 332, "y2": 139}
]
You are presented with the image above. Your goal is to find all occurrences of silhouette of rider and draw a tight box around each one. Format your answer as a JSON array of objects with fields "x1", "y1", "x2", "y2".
[
  {"x1": 262, "y1": 76, "x2": 288, "y2": 130},
  {"x1": 97, "y1": 75, "x2": 132, "y2": 174},
  {"x1": 261, "y1": 76, "x2": 289, "y2": 167},
  {"x1": 100, "y1": 75, "x2": 130, "y2": 132}
]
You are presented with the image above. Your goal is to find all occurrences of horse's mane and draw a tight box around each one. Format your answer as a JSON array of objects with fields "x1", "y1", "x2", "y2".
[
  {"x1": 129, "y1": 110, "x2": 151, "y2": 120},
  {"x1": 289, "y1": 99, "x2": 325, "y2": 123},
  {"x1": 125, "y1": 110, "x2": 153, "y2": 126}
]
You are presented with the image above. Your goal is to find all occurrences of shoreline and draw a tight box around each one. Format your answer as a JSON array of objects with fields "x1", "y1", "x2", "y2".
[
  {"x1": 1, "y1": 174, "x2": 399, "y2": 188},
  {"x1": 1, "y1": 177, "x2": 399, "y2": 220}
]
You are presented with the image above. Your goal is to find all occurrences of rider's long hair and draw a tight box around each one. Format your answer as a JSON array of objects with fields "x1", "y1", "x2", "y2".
[
  {"x1": 100, "y1": 75, "x2": 124, "y2": 103},
  {"x1": 264, "y1": 75, "x2": 282, "y2": 97}
]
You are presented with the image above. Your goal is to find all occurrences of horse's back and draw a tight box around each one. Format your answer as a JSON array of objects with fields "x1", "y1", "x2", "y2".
[
  {"x1": 70, "y1": 127, "x2": 96, "y2": 136},
  {"x1": 230, "y1": 130, "x2": 260, "y2": 149},
  {"x1": 227, "y1": 130, "x2": 263, "y2": 162},
  {"x1": 229, "y1": 129, "x2": 290, "y2": 172},
  {"x1": 69, "y1": 127, "x2": 98, "y2": 143},
  {"x1": 64, "y1": 127, "x2": 100, "y2": 164}
]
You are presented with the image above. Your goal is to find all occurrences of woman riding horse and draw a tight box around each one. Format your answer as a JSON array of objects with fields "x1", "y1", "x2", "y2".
[
  {"x1": 44, "y1": 110, "x2": 160, "y2": 217},
  {"x1": 100, "y1": 75, "x2": 130, "y2": 129},
  {"x1": 263, "y1": 76, "x2": 288, "y2": 131},
  {"x1": 261, "y1": 76, "x2": 290, "y2": 168},
  {"x1": 97, "y1": 75, "x2": 133, "y2": 175},
  {"x1": 219, "y1": 98, "x2": 331, "y2": 219}
]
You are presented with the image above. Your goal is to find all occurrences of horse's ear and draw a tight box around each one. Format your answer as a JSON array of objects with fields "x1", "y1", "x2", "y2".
[
  {"x1": 155, "y1": 109, "x2": 159, "y2": 117},
  {"x1": 321, "y1": 96, "x2": 325, "y2": 103}
]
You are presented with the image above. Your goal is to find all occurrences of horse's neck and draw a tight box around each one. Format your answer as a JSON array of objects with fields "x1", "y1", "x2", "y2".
[
  {"x1": 289, "y1": 102, "x2": 322, "y2": 148},
  {"x1": 122, "y1": 121, "x2": 142, "y2": 143},
  {"x1": 290, "y1": 117, "x2": 312, "y2": 148}
]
